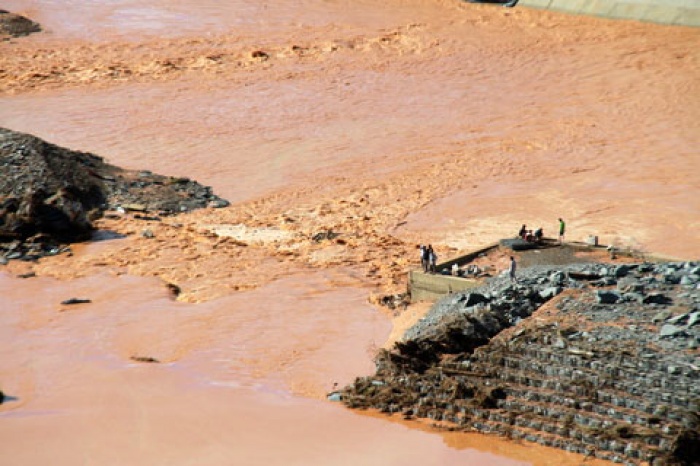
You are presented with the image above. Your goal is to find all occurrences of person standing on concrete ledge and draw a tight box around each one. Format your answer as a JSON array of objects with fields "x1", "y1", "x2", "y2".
[
  {"x1": 419, "y1": 244, "x2": 429, "y2": 273},
  {"x1": 558, "y1": 218, "x2": 566, "y2": 244},
  {"x1": 509, "y1": 256, "x2": 517, "y2": 283},
  {"x1": 428, "y1": 245, "x2": 437, "y2": 274}
]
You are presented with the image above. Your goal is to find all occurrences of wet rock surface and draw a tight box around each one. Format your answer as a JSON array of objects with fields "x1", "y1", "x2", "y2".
[
  {"x1": 341, "y1": 261, "x2": 700, "y2": 465},
  {"x1": 0, "y1": 128, "x2": 228, "y2": 261},
  {"x1": 0, "y1": 10, "x2": 41, "y2": 39}
]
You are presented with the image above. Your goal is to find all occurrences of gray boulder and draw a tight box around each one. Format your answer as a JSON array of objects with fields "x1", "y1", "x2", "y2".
[
  {"x1": 643, "y1": 294, "x2": 672, "y2": 305},
  {"x1": 596, "y1": 290, "x2": 621, "y2": 304},
  {"x1": 614, "y1": 265, "x2": 631, "y2": 278},
  {"x1": 540, "y1": 287, "x2": 563, "y2": 300},
  {"x1": 659, "y1": 324, "x2": 685, "y2": 338},
  {"x1": 687, "y1": 312, "x2": 699, "y2": 328}
]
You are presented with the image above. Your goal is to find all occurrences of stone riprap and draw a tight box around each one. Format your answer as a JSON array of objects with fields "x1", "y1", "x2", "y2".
[{"x1": 340, "y1": 262, "x2": 700, "y2": 465}]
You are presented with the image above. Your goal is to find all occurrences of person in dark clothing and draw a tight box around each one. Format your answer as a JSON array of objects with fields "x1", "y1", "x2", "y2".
[
  {"x1": 534, "y1": 227, "x2": 543, "y2": 242},
  {"x1": 509, "y1": 256, "x2": 517, "y2": 283},
  {"x1": 419, "y1": 244, "x2": 429, "y2": 273},
  {"x1": 428, "y1": 245, "x2": 437, "y2": 273},
  {"x1": 518, "y1": 224, "x2": 527, "y2": 239},
  {"x1": 558, "y1": 218, "x2": 566, "y2": 243}
]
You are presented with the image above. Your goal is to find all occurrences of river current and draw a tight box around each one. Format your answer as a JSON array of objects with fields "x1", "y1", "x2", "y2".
[{"x1": 0, "y1": 1, "x2": 698, "y2": 465}]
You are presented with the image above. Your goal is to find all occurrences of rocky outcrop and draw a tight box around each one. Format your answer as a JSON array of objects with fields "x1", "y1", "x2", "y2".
[
  {"x1": 340, "y1": 262, "x2": 700, "y2": 465},
  {"x1": 0, "y1": 10, "x2": 41, "y2": 38},
  {"x1": 0, "y1": 127, "x2": 229, "y2": 261}
]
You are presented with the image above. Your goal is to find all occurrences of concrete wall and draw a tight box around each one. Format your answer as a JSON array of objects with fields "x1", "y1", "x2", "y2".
[
  {"x1": 409, "y1": 243, "x2": 498, "y2": 302},
  {"x1": 437, "y1": 243, "x2": 499, "y2": 273},
  {"x1": 409, "y1": 270, "x2": 481, "y2": 302},
  {"x1": 407, "y1": 241, "x2": 676, "y2": 303},
  {"x1": 517, "y1": 0, "x2": 700, "y2": 27}
]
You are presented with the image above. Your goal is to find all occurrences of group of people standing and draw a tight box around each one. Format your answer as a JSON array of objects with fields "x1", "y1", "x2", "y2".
[
  {"x1": 510, "y1": 218, "x2": 567, "y2": 283},
  {"x1": 418, "y1": 244, "x2": 437, "y2": 274},
  {"x1": 517, "y1": 218, "x2": 566, "y2": 244},
  {"x1": 418, "y1": 218, "x2": 568, "y2": 282},
  {"x1": 518, "y1": 224, "x2": 544, "y2": 243}
]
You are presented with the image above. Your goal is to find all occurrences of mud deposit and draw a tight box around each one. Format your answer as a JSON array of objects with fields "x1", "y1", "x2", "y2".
[{"x1": 0, "y1": 1, "x2": 698, "y2": 465}]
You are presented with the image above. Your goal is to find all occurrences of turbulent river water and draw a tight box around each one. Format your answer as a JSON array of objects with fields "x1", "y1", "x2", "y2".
[{"x1": 0, "y1": 1, "x2": 698, "y2": 465}]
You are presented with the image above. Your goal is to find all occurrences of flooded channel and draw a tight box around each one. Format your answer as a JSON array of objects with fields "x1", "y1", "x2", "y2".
[{"x1": 1, "y1": 0, "x2": 698, "y2": 464}]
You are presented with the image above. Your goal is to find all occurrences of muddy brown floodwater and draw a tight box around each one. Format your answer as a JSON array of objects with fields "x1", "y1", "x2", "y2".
[{"x1": 0, "y1": 0, "x2": 698, "y2": 465}]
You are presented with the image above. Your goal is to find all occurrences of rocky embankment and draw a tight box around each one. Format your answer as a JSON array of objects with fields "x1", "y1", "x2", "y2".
[
  {"x1": 0, "y1": 10, "x2": 40, "y2": 39},
  {"x1": 340, "y1": 262, "x2": 700, "y2": 465},
  {"x1": 0, "y1": 128, "x2": 228, "y2": 262}
]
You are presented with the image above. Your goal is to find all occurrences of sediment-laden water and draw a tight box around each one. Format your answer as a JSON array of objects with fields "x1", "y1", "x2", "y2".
[{"x1": 0, "y1": 1, "x2": 698, "y2": 465}]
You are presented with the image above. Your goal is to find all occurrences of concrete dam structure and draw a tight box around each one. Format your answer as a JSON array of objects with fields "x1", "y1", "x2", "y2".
[{"x1": 517, "y1": 0, "x2": 700, "y2": 27}]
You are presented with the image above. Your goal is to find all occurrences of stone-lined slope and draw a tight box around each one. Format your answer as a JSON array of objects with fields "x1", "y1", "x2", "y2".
[{"x1": 341, "y1": 262, "x2": 700, "y2": 465}]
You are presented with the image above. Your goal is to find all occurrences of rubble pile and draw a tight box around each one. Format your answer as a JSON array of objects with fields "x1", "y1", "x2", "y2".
[{"x1": 0, "y1": 128, "x2": 228, "y2": 261}]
